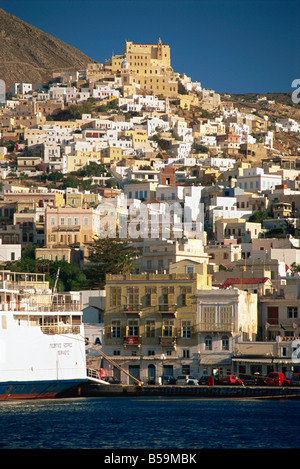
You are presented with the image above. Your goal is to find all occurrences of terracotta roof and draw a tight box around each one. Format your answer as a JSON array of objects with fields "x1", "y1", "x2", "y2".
[{"x1": 224, "y1": 277, "x2": 271, "y2": 286}]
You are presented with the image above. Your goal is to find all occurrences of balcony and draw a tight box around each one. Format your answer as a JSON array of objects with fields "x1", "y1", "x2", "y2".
[
  {"x1": 52, "y1": 225, "x2": 80, "y2": 232},
  {"x1": 197, "y1": 322, "x2": 235, "y2": 332},
  {"x1": 123, "y1": 304, "x2": 141, "y2": 312},
  {"x1": 123, "y1": 304, "x2": 142, "y2": 316},
  {"x1": 159, "y1": 336, "x2": 177, "y2": 347},
  {"x1": 158, "y1": 304, "x2": 177, "y2": 315}
]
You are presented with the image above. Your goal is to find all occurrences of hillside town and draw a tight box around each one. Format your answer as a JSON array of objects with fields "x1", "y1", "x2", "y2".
[{"x1": 0, "y1": 39, "x2": 300, "y2": 386}]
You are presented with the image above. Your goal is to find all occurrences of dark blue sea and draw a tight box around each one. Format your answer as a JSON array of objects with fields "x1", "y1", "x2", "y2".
[{"x1": 0, "y1": 396, "x2": 299, "y2": 451}]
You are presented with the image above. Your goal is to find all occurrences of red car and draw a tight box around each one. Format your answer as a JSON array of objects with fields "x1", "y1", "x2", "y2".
[
  {"x1": 220, "y1": 374, "x2": 243, "y2": 385},
  {"x1": 266, "y1": 372, "x2": 290, "y2": 386}
]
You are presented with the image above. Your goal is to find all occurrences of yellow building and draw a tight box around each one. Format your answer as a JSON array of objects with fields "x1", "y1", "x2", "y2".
[
  {"x1": 100, "y1": 146, "x2": 124, "y2": 164},
  {"x1": 3, "y1": 187, "x2": 65, "y2": 208},
  {"x1": 35, "y1": 246, "x2": 79, "y2": 264},
  {"x1": 103, "y1": 271, "x2": 207, "y2": 383},
  {"x1": 120, "y1": 129, "x2": 150, "y2": 150},
  {"x1": 66, "y1": 151, "x2": 101, "y2": 173},
  {"x1": 105, "y1": 39, "x2": 178, "y2": 98},
  {"x1": 65, "y1": 191, "x2": 99, "y2": 208}
]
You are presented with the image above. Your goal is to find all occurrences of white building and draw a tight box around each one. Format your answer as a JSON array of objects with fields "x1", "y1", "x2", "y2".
[
  {"x1": 276, "y1": 118, "x2": 299, "y2": 133},
  {"x1": 197, "y1": 288, "x2": 258, "y2": 377},
  {"x1": 236, "y1": 167, "x2": 282, "y2": 193},
  {"x1": 0, "y1": 240, "x2": 21, "y2": 262},
  {"x1": 12, "y1": 83, "x2": 32, "y2": 96},
  {"x1": 204, "y1": 157, "x2": 236, "y2": 172}
]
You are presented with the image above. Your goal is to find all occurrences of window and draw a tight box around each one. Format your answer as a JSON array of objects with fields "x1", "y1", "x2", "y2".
[
  {"x1": 145, "y1": 287, "x2": 156, "y2": 306},
  {"x1": 74, "y1": 217, "x2": 79, "y2": 226},
  {"x1": 84, "y1": 217, "x2": 89, "y2": 226},
  {"x1": 60, "y1": 217, "x2": 65, "y2": 225},
  {"x1": 287, "y1": 307, "x2": 298, "y2": 319},
  {"x1": 110, "y1": 287, "x2": 121, "y2": 306},
  {"x1": 163, "y1": 319, "x2": 174, "y2": 337},
  {"x1": 267, "y1": 306, "x2": 278, "y2": 325},
  {"x1": 222, "y1": 335, "x2": 229, "y2": 351},
  {"x1": 182, "y1": 365, "x2": 190, "y2": 374},
  {"x1": 146, "y1": 320, "x2": 155, "y2": 338},
  {"x1": 183, "y1": 349, "x2": 190, "y2": 358},
  {"x1": 111, "y1": 320, "x2": 121, "y2": 338},
  {"x1": 161, "y1": 286, "x2": 174, "y2": 310},
  {"x1": 203, "y1": 306, "x2": 215, "y2": 325},
  {"x1": 185, "y1": 265, "x2": 194, "y2": 274},
  {"x1": 182, "y1": 320, "x2": 192, "y2": 339},
  {"x1": 205, "y1": 335, "x2": 212, "y2": 351},
  {"x1": 50, "y1": 217, "x2": 55, "y2": 225},
  {"x1": 127, "y1": 319, "x2": 139, "y2": 337},
  {"x1": 220, "y1": 306, "x2": 232, "y2": 327},
  {"x1": 181, "y1": 287, "x2": 192, "y2": 306},
  {"x1": 127, "y1": 286, "x2": 139, "y2": 310}
]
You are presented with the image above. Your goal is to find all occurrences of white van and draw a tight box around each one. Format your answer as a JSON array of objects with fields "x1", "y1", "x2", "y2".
[{"x1": 176, "y1": 375, "x2": 198, "y2": 385}]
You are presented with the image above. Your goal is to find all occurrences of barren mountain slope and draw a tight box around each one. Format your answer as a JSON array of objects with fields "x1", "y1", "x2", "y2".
[{"x1": 0, "y1": 8, "x2": 96, "y2": 89}]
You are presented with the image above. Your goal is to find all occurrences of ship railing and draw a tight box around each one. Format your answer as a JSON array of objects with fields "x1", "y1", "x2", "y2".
[
  {"x1": 40, "y1": 324, "x2": 81, "y2": 335},
  {"x1": 1, "y1": 302, "x2": 82, "y2": 312},
  {"x1": 28, "y1": 303, "x2": 82, "y2": 312},
  {"x1": 87, "y1": 368, "x2": 100, "y2": 379}
]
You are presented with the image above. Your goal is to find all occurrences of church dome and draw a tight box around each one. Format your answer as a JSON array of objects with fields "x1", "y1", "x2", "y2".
[{"x1": 121, "y1": 58, "x2": 129, "y2": 69}]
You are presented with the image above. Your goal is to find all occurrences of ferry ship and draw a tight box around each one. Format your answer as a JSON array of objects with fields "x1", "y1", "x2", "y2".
[{"x1": 0, "y1": 270, "x2": 88, "y2": 400}]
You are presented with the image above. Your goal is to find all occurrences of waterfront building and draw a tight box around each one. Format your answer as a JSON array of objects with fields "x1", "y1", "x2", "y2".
[
  {"x1": 196, "y1": 288, "x2": 258, "y2": 377},
  {"x1": 233, "y1": 336, "x2": 300, "y2": 378},
  {"x1": 102, "y1": 270, "x2": 210, "y2": 384}
]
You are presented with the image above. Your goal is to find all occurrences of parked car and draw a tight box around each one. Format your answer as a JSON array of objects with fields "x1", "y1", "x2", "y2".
[
  {"x1": 290, "y1": 374, "x2": 300, "y2": 386},
  {"x1": 240, "y1": 373, "x2": 266, "y2": 386},
  {"x1": 220, "y1": 374, "x2": 243, "y2": 385},
  {"x1": 186, "y1": 378, "x2": 199, "y2": 386},
  {"x1": 198, "y1": 376, "x2": 210, "y2": 385},
  {"x1": 266, "y1": 372, "x2": 290, "y2": 386},
  {"x1": 176, "y1": 375, "x2": 198, "y2": 385},
  {"x1": 162, "y1": 376, "x2": 177, "y2": 385},
  {"x1": 198, "y1": 375, "x2": 219, "y2": 385}
]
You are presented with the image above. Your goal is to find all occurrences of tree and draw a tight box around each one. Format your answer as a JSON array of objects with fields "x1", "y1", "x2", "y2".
[
  {"x1": 249, "y1": 211, "x2": 271, "y2": 223},
  {"x1": 85, "y1": 237, "x2": 135, "y2": 288},
  {"x1": 291, "y1": 262, "x2": 300, "y2": 275},
  {"x1": 4, "y1": 246, "x2": 89, "y2": 291}
]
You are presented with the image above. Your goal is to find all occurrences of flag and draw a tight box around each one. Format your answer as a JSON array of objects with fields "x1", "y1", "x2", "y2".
[{"x1": 280, "y1": 323, "x2": 286, "y2": 330}]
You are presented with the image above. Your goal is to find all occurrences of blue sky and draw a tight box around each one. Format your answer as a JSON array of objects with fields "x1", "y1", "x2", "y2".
[{"x1": 1, "y1": 0, "x2": 299, "y2": 94}]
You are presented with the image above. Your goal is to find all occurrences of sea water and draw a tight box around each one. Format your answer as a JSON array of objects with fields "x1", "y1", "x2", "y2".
[{"x1": 0, "y1": 396, "x2": 299, "y2": 450}]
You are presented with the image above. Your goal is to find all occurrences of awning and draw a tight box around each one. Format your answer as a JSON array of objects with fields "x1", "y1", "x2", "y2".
[
  {"x1": 199, "y1": 354, "x2": 232, "y2": 366},
  {"x1": 232, "y1": 358, "x2": 273, "y2": 364}
]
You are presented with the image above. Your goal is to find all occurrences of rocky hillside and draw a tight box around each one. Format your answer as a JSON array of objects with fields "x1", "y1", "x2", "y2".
[{"x1": 0, "y1": 8, "x2": 96, "y2": 89}]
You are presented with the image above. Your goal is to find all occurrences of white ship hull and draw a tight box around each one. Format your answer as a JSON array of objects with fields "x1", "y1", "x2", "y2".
[{"x1": 0, "y1": 273, "x2": 87, "y2": 400}]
